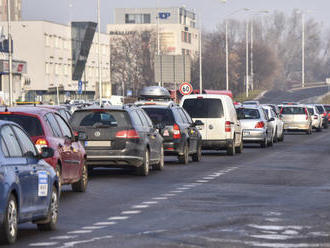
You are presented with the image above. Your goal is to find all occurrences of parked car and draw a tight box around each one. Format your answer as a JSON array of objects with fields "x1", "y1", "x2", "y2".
[
  {"x1": 0, "y1": 107, "x2": 88, "y2": 192},
  {"x1": 70, "y1": 106, "x2": 164, "y2": 176},
  {"x1": 306, "y1": 105, "x2": 322, "y2": 132},
  {"x1": 236, "y1": 106, "x2": 274, "y2": 148},
  {"x1": 140, "y1": 101, "x2": 202, "y2": 164},
  {"x1": 0, "y1": 121, "x2": 59, "y2": 245},
  {"x1": 315, "y1": 104, "x2": 328, "y2": 129},
  {"x1": 180, "y1": 94, "x2": 243, "y2": 155},
  {"x1": 280, "y1": 105, "x2": 312, "y2": 134},
  {"x1": 262, "y1": 105, "x2": 284, "y2": 142}
]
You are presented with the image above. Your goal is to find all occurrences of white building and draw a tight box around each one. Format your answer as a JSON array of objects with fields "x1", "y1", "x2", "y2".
[
  {"x1": 0, "y1": 0, "x2": 22, "y2": 21},
  {"x1": 0, "y1": 20, "x2": 111, "y2": 102}
]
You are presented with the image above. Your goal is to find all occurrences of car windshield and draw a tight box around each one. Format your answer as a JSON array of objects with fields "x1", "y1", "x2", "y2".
[
  {"x1": 236, "y1": 108, "x2": 260, "y2": 120},
  {"x1": 142, "y1": 108, "x2": 175, "y2": 126},
  {"x1": 70, "y1": 110, "x2": 129, "y2": 128},
  {"x1": 0, "y1": 114, "x2": 43, "y2": 136},
  {"x1": 182, "y1": 98, "x2": 224, "y2": 118},
  {"x1": 281, "y1": 107, "x2": 305, "y2": 115},
  {"x1": 316, "y1": 105, "x2": 325, "y2": 114}
]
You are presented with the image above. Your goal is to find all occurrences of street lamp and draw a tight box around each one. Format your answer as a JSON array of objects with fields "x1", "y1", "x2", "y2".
[
  {"x1": 7, "y1": 0, "x2": 13, "y2": 106},
  {"x1": 199, "y1": 12, "x2": 203, "y2": 93},
  {"x1": 97, "y1": 0, "x2": 102, "y2": 105}
]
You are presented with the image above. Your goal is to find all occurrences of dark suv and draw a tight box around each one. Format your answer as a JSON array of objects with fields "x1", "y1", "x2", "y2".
[
  {"x1": 140, "y1": 102, "x2": 202, "y2": 164},
  {"x1": 70, "y1": 106, "x2": 164, "y2": 176}
]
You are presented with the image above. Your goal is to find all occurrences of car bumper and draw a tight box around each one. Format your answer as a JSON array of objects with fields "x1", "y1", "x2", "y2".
[
  {"x1": 163, "y1": 141, "x2": 184, "y2": 156},
  {"x1": 283, "y1": 122, "x2": 310, "y2": 130},
  {"x1": 242, "y1": 129, "x2": 266, "y2": 142},
  {"x1": 201, "y1": 139, "x2": 230, "y2": 150}
]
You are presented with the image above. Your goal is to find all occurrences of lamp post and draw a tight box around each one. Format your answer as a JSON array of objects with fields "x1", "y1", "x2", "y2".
[
  {"x1": 199, "y1": 12, "x2": 203, "y2": 93},
  {"x1": 7, "y1": 0, "x2": 13, "y2": 106},
  {"x1": 301, "y1": 12, "x2": 305, "y2": 88},
  {"x1": 245, "y1": 20, "x2": 249, "y2": 98},
  {"x1": 97, "y1": 0, "x2": 102, "y2": 105}
]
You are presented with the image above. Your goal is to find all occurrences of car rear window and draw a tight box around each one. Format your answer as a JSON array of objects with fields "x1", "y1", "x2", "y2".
[
  {"x1": 324, "y1": 105, "x2": 330, "y2": 112},
  {"x1": 316, "y1": 105, "x2": 325, "y2": 114},
  {"x1": 0, "y1": 114, "x2": 43, "y2": 136},
  {"x1": 70, "y1": 110, "x2": 130, "y2": 128},
  {"x1": 142, "y1": 108, "x2": 175, "y2": 125},
  {"x1": 281, "y1": 107, "x2": 305, "y2": 115},
  {"x1": 308, "y1": 108, "x2": 314, "y2": 115},
  {"x1": 236, "y1": 108, "x2": 260, "y2": 120},
  {"x1": 182, "y1": 98, "x2": 224, "y2": 118}
]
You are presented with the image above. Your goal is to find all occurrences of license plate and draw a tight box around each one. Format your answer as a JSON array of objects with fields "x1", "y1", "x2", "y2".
[
  {"x1": 163, "y1": 130, "x2": 169, "y2": 136},
  {"x1": 243, "y1": 131, "x2": 250, "y2": 136},
  {"x1": 85, "y1": 141, "x2": 111, "y2": 147}
]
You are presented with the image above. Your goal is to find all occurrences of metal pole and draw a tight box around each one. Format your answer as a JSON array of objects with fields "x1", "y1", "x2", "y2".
[
  {"x1": 302, "y1": 12, "x2": 305, "y2": 88},
  {"x1": 157, "y1": 1, "x2": 161, "y2": 87},
  {"x1": 225, "y1": 20, "x2": 229, "y2": 91},
  {"x1": 56, "y1": 83, "x2": 60, "y2": 105},
  {"x1": 7, "y1": 0, "x2": 13, "y2": 106},
  {"x1": 97, "y1": 0, "x2": 102, "y2": 105},
  {"x1": 245, "y1": 20, "x2": 249, "y2": 98},
  {"x1": 250, "y1": 18, "x2": 254, "y2": 91},
  {"x1": 199, "y1": 13, "x2": 203, "y2": 93}
]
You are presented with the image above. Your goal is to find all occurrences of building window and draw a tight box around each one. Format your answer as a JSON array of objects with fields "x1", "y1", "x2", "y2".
[
  {"x1": 125, "y1": 14, "x2": 151, "y2": 24},
  {"x1": 181, "y1": 31, "x2": 191, "y2": 44}
]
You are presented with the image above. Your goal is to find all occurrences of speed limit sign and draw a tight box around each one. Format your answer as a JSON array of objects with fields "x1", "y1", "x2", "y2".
[{"x1": 179, "y1": 82, "x2": 193, "y2": 95}]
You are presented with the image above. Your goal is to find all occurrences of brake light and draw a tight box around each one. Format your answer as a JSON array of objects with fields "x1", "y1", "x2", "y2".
[
  {"x1": 173, "y1": 123, "x2": 181, "y2": 139},
  {"x1": 35, "y1": 138, "x2": 48, "y2": 153},
  {"x1": 305, "y1": 108, "x2": 309, "y2": 120},
  {"x1": 255, "y1": 121, "x2": 265, "y2": 128},
  {"x1": 322, "y1": 112, "x2": 327, "y2": 117},
  {"x1": 0, "y1": 112, "x2": 12, "y2": 114},
  {"x1": 280, "y1": 108, "x2": 283, "y2": 114},
  {"x1": 116, "y1": 130, "x2": 140, "y2": 139},
  {"x1": 225, "y1": 121, "x2": 231, "y2": 132}
]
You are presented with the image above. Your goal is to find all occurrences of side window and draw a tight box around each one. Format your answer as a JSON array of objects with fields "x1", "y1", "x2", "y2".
[
  {"x1": 141, "y1": 111, "x2": 153, "y2": 127},
  {"x1": 178, "y1": 108, "x2": 190, "y2": 124},
  {"x1": 54, "y1": 114, "x2": 72, "y2": 138},
  {"x1": 138, "y1": 110, "x2": 151, "y2": 127},
  {"x1": 0, "y1": 125, "x2": 23, "y2": 157},
  {"x1": 0, "y1": 136, "x2": 9, "y2": 157},
  {"x1": 172, "y1": 109, "x2": 184, "y2": 124},
  {"x1": 12, "y1": 126, "x2": 37, "y2": 157},
  {"x1": 130, "y1": 111, "x2": 143, "y2": 127},
  {"x1": 182, "y1": 109, "x2": 193, "y2": 124},
  {"x1": 45, "y1": 113, "x2": 62, "y2": 137}
]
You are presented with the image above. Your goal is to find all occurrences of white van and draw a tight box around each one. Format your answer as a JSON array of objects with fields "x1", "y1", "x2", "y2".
[{"x1": 180, "y1": 94, "x2": 243, "y2": 155}]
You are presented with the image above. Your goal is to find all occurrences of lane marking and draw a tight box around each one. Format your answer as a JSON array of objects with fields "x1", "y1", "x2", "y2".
[
  {"x1": 142, "y1": 201, "x2": 158, "y2": 204},
  {"x1": 108, "y1": 216, "x2": 129, "y2": 220},
  {"x1": 29, "y1": 242, "x2": 58, "y2": 247},
  {"x1": 50, "y1": 236, "x2": 77, "y2": 240},
  {"x1": 203, "y1": 177, "x2": 215, "y2": 180},
  {"x1": 132, "y1": 205, "x2": 149, "y2": 209},
  {"x1": 170, "y1": 190, "x2": 183, "y2": 193},
  {"x1": 121, "y1": 210, "x2": 142, "y2": 215},
  {"x1": 152, "y1": 197, "x2": 168, "y2": 200},
  {"x1": 94, "y1": 221, "x2": 117, "y2": 226},
  {"x1": 82, "y1": 226, "x2": 106, "y2": 230},
  {"x1": 196, "y1": 180, "x2": 209, "y2": 183},
  {"x1": 176, "y1": 187, "x2": 189, "y2": 190},
  {"x1": 67, "y1": 230, "x2": 92, "y2": 234},
  {"x1": 57, "y1": 235, "x2": 113, "y2": 248},
  {"x1": 161, "y1": 193, "x2": 176, "y2": 197}
]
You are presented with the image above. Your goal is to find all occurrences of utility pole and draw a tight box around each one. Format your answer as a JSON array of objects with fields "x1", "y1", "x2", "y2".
[
  {"x1": 302, "y1": 12, "x2": 305, "y2": 88},
  {"x1": 7, "y1": 0, "x2": 13, "y2": 106},
  {"x1": 245, "y1": 20, "x2": 249, "y2": 98},
  {"x1": 97, "y1": 0, "x2": 102, "y2": 105},
  {"x1": 250, "y1": 19, "x2": 254, "y2": 91},
  {"x1": 199, "y1": 13, "x2": 203, "y2": 93},
  {"x1": 225, "y1": 20, "x2": 229, "y2": 91}
]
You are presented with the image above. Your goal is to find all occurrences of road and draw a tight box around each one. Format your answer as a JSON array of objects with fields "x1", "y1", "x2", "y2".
[{"x1": 5, "y1": 129, "x2": 330, "y2": 248}]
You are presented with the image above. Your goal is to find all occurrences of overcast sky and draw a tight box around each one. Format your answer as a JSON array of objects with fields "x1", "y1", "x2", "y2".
[{"x1": 22, "y1": 0, "x2": 330, "y2": 32}]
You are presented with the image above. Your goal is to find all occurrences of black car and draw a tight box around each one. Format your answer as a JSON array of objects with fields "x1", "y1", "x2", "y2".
[
  {"x1": 70, "y1": 106, "x2": 164, "y2": 176},
  {"x1": 141, "y1": 102, "x2": 202, "y2": 164}
]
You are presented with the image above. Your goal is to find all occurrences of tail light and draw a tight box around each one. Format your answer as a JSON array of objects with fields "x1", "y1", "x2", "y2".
[
  {"x1": 225, "y1": 121, "x2": 231, "y2": 132},
  {"x1": 255, "y1": 121, "x2": 265, "y2": 128},
  {"x1": 304, "y1": 108, "x2": 309, "y2": 120},
  {"x1": 116, "y1": 129, "x2": 140, "y2": 139},
  {"x1": 280, "y1": 108, "x2": 283, "y2": 114},
  {"x1": 314, "y1": 115, "x2": 318, "y2": 120},
  {"x1": 35, "y1": 138, "x2": 48, "y2": 153},
  {"x1": 173, "y1": 123, "x2": 181, "y2": 139},
  {"x1": 322, "y1": 112, "x2": 327, "y2": 117}
]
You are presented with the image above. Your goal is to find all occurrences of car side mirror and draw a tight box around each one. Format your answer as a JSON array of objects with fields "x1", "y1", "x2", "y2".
[
  {"x1": 39, "y1": 147, "x2": 54, "y2": 159},
  {"x1": 193, "y1": 120, "x2": 204, "y2": 126}
]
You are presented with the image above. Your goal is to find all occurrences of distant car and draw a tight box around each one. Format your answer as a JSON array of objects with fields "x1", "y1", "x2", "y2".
[
  {"x1": 324, "y1": 104, "x2": 330, "y2": 122},
  {"x1": 262, "y1": 105, "x2": 284, "y2": 142},
  {"x1": 280, "y1": 105, "x2": 312, "y2": 134},
  {"x1": 236, "y1": 106, "x2": 274, "y2": 148},
  {"x1": 267, "y1": 104, "x2": 281, "y2": 115},
  {"x1": 314, "y1": 104, "x2": 328, "y2": 129},
  {"x1": 181, "y1": 94, "x2": 243, "y2": 156},
  {"x1": 306, "y1": 105, "x2": 322, "y2": 132},
  {"x1": 141, "y1": 101, "x2": 202, "y2": 164},
  {"x1": 0, "y1": 121, "x2": 59, "y2": 245},
  {"x1": 242, "y1": 100, "x2": 260, "y2": 106},
  {"x1": 281, "y1": 101, "x2": 299, "y2": 105},
  {"x1": 0, "y1": 107, "x2": 88, "y2": 192},
  {"x1": 70, "y1": 106, "x2": 164, "y2": 176}
]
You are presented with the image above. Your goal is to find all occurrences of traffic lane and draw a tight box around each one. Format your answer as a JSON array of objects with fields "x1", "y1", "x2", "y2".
[
  {"x1": 6, "y1": 130, "x2": 325, "y2": 247},
  {"x1": 50, "y1": 130, "x2": 330, "y2": 248}
]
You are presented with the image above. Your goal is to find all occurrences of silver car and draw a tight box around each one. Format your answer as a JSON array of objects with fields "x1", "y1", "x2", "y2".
[
  {"x1": 236, "y1": 106, "x2": 274, "y2": 148},
  {"x1": 263, "y1": 105, "x2": 285, "y2": 142},
  {"x1": 280, "y1": 105, "x2": 312, "y2": 134},
  {"x1": 306, "y1": 105, "x2": 322, "y2": 132}
]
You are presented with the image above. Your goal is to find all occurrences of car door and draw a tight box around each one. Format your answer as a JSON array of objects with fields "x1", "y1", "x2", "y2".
[
  {"x1": 0, "y1": 125, "x2": 36, "y2": 220},
  {"x1": 12, "y1": 125, "x2": 49, "y2": 212},
  {"x1": 178, "y1": 108, "x2": 198, "y2": 153}
]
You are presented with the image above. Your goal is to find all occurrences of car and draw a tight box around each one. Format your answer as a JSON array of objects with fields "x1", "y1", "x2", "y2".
[
  {"x1": 242, "y1": 100, "x2": 260, "y2": 106},
  {"x1": 0, "y1": 107, "x2": 88, "y2": 192},
  {"x1": 37, "y1": 105, "x2": 72, "y2": 122},
  {"x1": 314, "y1": 104, "x2": 328, "y2": 129},
  {"x1": 262, "y1": 105, "x2": 284, "y2": 142},
  {"x1": 280, "y1": 105, "x2": 312, "y2": 134},
  {"x1": 236, "y1": 106, "x2": 274, "y2": 148},
  {"x1": 324, "y1": 104, "x2": 330, "y2": 122},
  {"x1": 0, "y1": 121, "x2": 59, "y2": 245},
  {"x1": 306, "y1": 105, "x2": 322, "y2": 132},
  {"x1": 140, "y1": 101, "x2": 202, "y2": 164},
  {"x1": 180, "y1": 94, "x2": 243, "y2": 156},
  {"x1": 267, "y1": 104, "x2": 281, "y2": 115},
  {"x1": 70, "y1": 105, "x2": 164, "y2": 176}
]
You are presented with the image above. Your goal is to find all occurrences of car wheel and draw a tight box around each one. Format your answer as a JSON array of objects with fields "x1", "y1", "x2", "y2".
[
  {"x1": 178, "y1": 144, "x2": 189, "y2": 164},
  {"x1": 268, "y1": 133, "x2": 274, "y2": 147},
  {"x1": 260, "y1": 138, "x2": 267, "y2": 148},
  {"x1": 192, "y1": 143, "x2": 202, "y2": 162},
  {"x1": 153, "y1": 145, "x2": 164, "y2": 171},
  {"x1": 235, "y1": 138, "x2": 243, "y2": 154},
  {"x1": 274, "y1": 129, "x2": 279, "y2": 143},
  {"x1": 71, "y1": 163, "x2": 88, "y2": 192},
  {"x1": 55, "y1": 164, "x2": 62, "y2": 192},
  {"x1": 279, "y1": 131, "x2": 284, "y2": 142},
  {"x1": 226, "y1": 139, "x2": 236, "y2": 156},
  {"x1": 37, "y1": 186, "x2": 58, "y2": 231},
  {"x1": 136, "y1": 149, "x2": 150, "y2": 176},
  {"x1": 0, "y1": 194, "x2": 18, "y2": 245}
]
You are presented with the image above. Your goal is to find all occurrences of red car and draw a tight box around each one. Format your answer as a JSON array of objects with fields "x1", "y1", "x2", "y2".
[
  {"x1": 324, "y1": 104, "x2": 330, "y2": 122},
  {"x1": 0, "y1": 107, "x2": 88, "y2": 192}
]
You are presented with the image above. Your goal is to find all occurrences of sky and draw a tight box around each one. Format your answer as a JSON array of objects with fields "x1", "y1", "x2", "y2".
[{"x1": 22, "y1": 0, "x2": 330, "y2": 32}]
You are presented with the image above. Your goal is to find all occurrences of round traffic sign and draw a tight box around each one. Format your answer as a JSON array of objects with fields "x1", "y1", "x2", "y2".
[{"x1": 179, "y1": 82, "x2": 193, "y2": 95}]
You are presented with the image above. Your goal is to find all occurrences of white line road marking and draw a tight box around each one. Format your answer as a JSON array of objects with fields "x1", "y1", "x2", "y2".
[
  {"x1": 142, "y1": 201, "x2": 158, "y2": 204},
  {"x1": 142, "y1": 229, "x2": 167, "y2": 234},
  {"x1": 203, "y1": 177, "x2": 215, "y2": 180},
  {"x1": 170, "y1": 190, "x2": 183, "y2": 193},
  {"x1": 196, "y1": 180, "x2": 209, "y2": 183},
  {"x1": 50, "y1": 236, "x2": 77, "y2": 240},
  {"x1": 161, "y1": 193, "x2": 176, "y2": 197},
  {"x1": 29, "y1": 242, "x2": 58, "y2": 247},
  {"x1": 177, "y1": 187, "x2": 189, "y2": 190},
  {"x1": 67, "y1": 230, "x2": 92, "y2": 234},
  {"x1": 121, "y1": 210, "x2": 142, "y2": 215},
  {"x1": 248, "y1": 225, "x2": 308, "y2": 231},
  {"x1": 57, "y1": 235, "x2": 113, "y2": 248},
  {"x1": 108, "y1": 216, "x2": 129, "y2": 220},
  {"x1": 82, "y1": 226, "x2": 106, "y2": 230},
  {"x1": 132, "y1": 205, "x2": 149, "y2": 209},
  {"x1": 250, "y1": 234, "x2": 293, "y2": 240},
  {"x1": 152, "y1": 197, "x2": 168, "y2": 200},
  {"x1": 94, "y1": 221, "x2": 117, "y2": 226}
]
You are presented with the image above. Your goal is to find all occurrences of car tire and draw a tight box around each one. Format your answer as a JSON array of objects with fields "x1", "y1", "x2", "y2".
[
  {"x1": 178, "y1": 144, "x2": 189, "y2": 164},
  {"x1": 55, "y1": 164, "x2": 62, "y2": 192},
  {"x1": 260, "y1": 138, "x2": 267, "y2": 148},
  {"x1": 153, "y1": 145, "x2": 164, "y2": 170},
  {"x1": 37, "y1": 186, "x2": 58, "y2": 231},
  {"x1": 274, "y1": 129, "x2": 279, "y2": 143},
  {"x1": 279, "y1": 131, "x2": 284, "y2": 142},
  {"x1": 268, "y1": 133, "x2": 274, "y2": 147},
  {"x1": 226, "y1": 139, "x2": 236, "y2": 156},
  {"x1": 192, "y1": 143, "x2": 202, "y2": 162},
  {"x1": 235, "y1": 138, "x2": 243, "y2": 154},
  {"x1": 71, "y1": 163, "x2": 88, "y2": 192},
  {"x1": 136, "y1": 149, "x2": 150, "y2": 176},
  {"x1": 0, "y1": 194, "x2": 18, "y2": 245}
]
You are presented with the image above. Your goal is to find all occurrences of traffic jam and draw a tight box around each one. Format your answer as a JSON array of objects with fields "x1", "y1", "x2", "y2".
[{"x1": 0, "y1": 84, "x2": 330, "y2": 245}]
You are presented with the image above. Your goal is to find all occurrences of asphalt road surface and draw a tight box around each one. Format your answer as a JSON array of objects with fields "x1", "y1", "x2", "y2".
[{"x1": 5, "y1": 129, "x2": 330, "y2": 248}]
